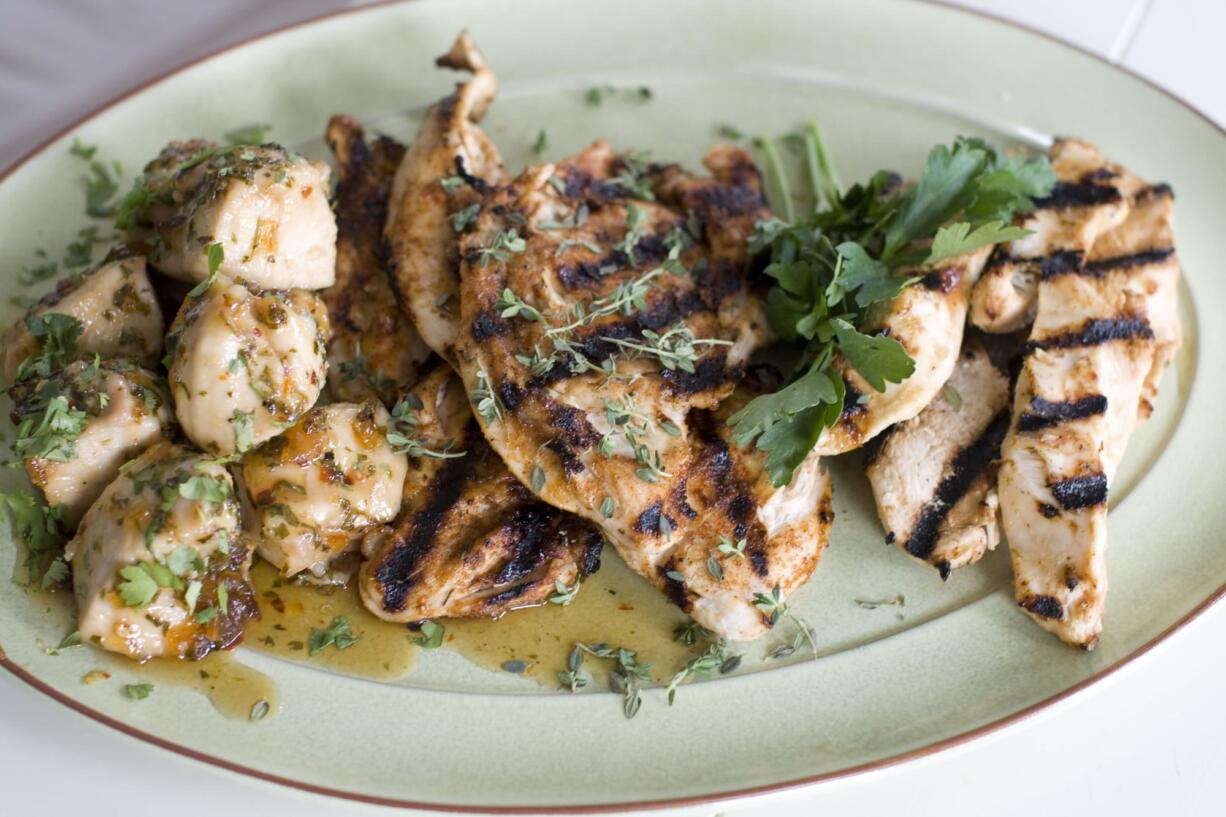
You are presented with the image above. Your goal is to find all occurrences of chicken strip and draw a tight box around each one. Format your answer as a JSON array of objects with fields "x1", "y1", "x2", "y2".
[
  {"x1": 999, "y1": 171, "x2": 1179, "y2": 648},
  {"x1": 358, "y1": 366, "x2": 603, "y2": 622},
  {"x1": 451, "y1": 142, "x2": 833, "y2": 640},
  {"x1": 866, "y1": 341, "x2": 1009, "y2": 577},
  {"x1": 969, "y1": 139, "x2": 1138, "y2": 334},
  {"x1": 384, "y1": 31, "x2": 508, "y2": 361},
  {"x1": 814, "y1": 244, "x2": 993, "y2": 456},
  {"x1": 324, "y1": 115, "x2": 431, "y2": 405}
]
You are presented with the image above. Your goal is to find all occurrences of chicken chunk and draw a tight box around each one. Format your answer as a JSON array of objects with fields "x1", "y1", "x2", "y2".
[
  {"x1": 866, "y1": 341, "x2": 1010, "y2": 576},
  {"x1": 451, "y1": 141, "x2": 835, "y2": 640},
  {"x1": 122, "y1": 141, "x2": 337, "y2": 290},
  {"x1": 9, "y1": 359, "x2": 173, "y2": 527},
  {"x1": 323, "y1": 115, "x2": 431, "y2": 405},
  {"x1": 358, "y1": 366, "x2": 603, "y2": 622},
  {"x1": 1, "y1": 255, "x2": 163, "y2": 383},
  {"x1": 969, "y1": 139, "x2": 1138, "y2": 334},
  {"x1": 384, "y1": 31, "x2": 509, "y2": 361},
  {"x1": 999, "y1": 171, "x2": 1179, "y2": 648},
  {"x1": 65, "y1": 441, "x2": 256, "y2": 661},
  {"x1": 165, "y1": 279, "x2": 328, "y2": 456},
  {"x1": 240, "y1": 401, "x2": 407, "y2": 578}
]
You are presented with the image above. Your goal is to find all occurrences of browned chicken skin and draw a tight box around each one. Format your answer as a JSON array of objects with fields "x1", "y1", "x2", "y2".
[
  {"x1": 358, "y1": 366, "x2": 603, "y2": 622},
  {"x1": 324, "y1": 116, "x2": 431, "y2": 405}
]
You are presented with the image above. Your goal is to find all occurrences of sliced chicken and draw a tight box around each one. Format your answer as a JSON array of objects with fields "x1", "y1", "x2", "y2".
[
  {"x1": 815, "y1": 244, "x2": 993, "y2": 455},
  {"x1": 324, "y1": 115, "x2": 431, "y2": 405},
  {"x1": 1084, "y1": 183, "x2": 1180, "y2": 418},
  {"x1": 451, "y1": 141, "x2": 833, "y2": 640},
  {"x1": 969, "y1": 139, "x2": 1139, "y2": 334},
  {"x1": 241, "y1": 402, "x2": 407, "y2": 579},
  {"x1": 358, "y1": 366, "x2": 603, "y2": 622},
  {"x1": 999, "y1": 170, "x2": 1179, "y2": 648},
  {"x1": 9, "y1": 359, "x2": 174, "y2": 526},
  {"x1": 164, "y1": 279, "x2": 329, "y2": 456},
  {"x1": 122, "y1": 141, "x2": 337, "y2": 290},
  {"x1": 65, "y1": 441, "x2": 257, "y2": 661},
  {"x1": 866, "y1": 341, "x2": 1010, "y2": 577},
  {"x1": 384, "y1": 31, "x2": 509, "y2": 361},
  {"x1": 1, "y1": 255, "x2": 163, "y2": 383}
]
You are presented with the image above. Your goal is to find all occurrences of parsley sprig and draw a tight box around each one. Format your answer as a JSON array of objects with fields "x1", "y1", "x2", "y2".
[{"x1": 729, "y1": 126, "x2": 1055, "y2": 485}]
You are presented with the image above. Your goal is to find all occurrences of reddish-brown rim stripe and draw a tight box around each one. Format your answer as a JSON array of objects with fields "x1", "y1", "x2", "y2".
[{"x1": 1, "y1": 0, "x2": 1222, "y2": 812}]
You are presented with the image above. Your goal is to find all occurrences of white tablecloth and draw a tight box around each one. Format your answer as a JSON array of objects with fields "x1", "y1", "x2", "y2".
[{"x1": 1, "y1": 2, "x2": 1221, "y2": 815}]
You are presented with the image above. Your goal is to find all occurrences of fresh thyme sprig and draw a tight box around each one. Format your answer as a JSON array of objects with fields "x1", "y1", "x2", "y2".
[
  {"x1": 386, "y1": 394, "x2": 465, "y2": 460},
  {"x1": 753, "y1": 583, "x2": 818, "y2": 658}
]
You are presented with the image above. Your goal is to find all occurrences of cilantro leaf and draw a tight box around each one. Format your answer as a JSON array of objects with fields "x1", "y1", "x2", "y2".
[
  {"x1": 177, "y1": 474, "x2": 230, "y2": 504},
  {"x1": 116, "y1": 564, "x2": 159, "y2": 607},
  {"x1": 186, "y1": 243, "x2": 224, "y2": 297},
  {"x1": 0, "y1": 493, "x2": 64, "y2": 585},
  {"x1": 831, "y1": 319, "x2": 915, "y2": 392},
  {"x1": 308, "y1": 616, "x2": 360, "y2": 655},
  {"x1": 415, "y1": 620, "x2": 445, "y2": 649},
  {"x1": 882, "y1": 140, "x2": 986, "y2": 256},
  {"x1": 82, "y1": 160, "x2": 120, "y2": 218},
  {"x1": 122, "y1": 683, "x2": 154, "y2": 700},
  {"x1": 925, "y1": 220, "x2": 1032, "y2": 266},
  {"x1": 223, "y1": 123, "x2": 272, "y2": 145},
  {"x1": 16, "y1": 314, "x2": 84, "y2": 382},
  {"x1": 836, "y1": 242, "x2": 914, "y2": 308}
]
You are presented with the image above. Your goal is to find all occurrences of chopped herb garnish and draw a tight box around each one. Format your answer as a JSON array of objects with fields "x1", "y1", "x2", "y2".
[
  {"x1": 307, "y1": 616, "x2": 360, "y2": 655},
  {"x1": 477, "y1": 228, "x2": 527, "y2": 267},
  {"x1": 450, "y1": 203, "x2": 480, "y2": 232},
  {"x1": 230, "y1": 410, "x2": 255, "y2": 453},
  {"x1": 941, "y1": 384, "x2": 962, "y2": 411},
  {"x1": 122, "y1": 683, "x2": 154, "y2": 700},
  {"x1": 753, "y1": 583, "x2": 817, "y2": 656},
  {"x1": 186, "y1": 243, "x2": 224, "y2": 298},
  {"x1": 717, "y1": 124, "x2": 744, "y2": 140},
  {"x1": 531, "y1": 129, "x2": 548, "y2": 156},
  {"x1": 471, "y1": 364, "x2": 502, "y2": 425},
  {"x1": 415, "y1": 620, "x2": 445, "y2": 649},
  {"x1": 667, "y1": 640, "x2": 731, "y2": 704},
  {"x1": 548, "y1": 578, "x2": 580, "y2": 606},
  {"x1": 69, "y1": 138, "x2": 97, "y2": 160},
  {"x1": 599, "y1": 496, "x2": 616, "y2": 519},
  {"x1": 15, "y1": 314, "x2": 84, "y2": 383},
  {"x1": 223, "y1": 123, "x2": 272, "y2": 145}
]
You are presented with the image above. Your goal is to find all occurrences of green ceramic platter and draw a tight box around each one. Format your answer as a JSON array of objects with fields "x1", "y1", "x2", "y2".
[{"x1": 1, "y1": 0, "x2": 1222, "y2": 811}]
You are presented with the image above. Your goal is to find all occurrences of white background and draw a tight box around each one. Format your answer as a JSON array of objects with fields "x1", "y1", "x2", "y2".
[{"x1": 0, "y1": 1, "x2": 1221, "y2": 815}]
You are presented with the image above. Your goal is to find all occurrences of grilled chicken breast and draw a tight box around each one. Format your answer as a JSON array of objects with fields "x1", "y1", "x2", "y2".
[
  {"x1": 65, "y1": 441, "x2": 257, "y2": 661},
  {"x1": 241, "y1": 402, "x2": 407, "y2": 579},
  {"x1": 164, "y1": 279, "x2": 329, "y2": 456},
  {"x1": 815, "y1": 245, "x2": 993, "y2": 456},
  {"x1": 999, "y1": 169, "x2": 1179, "y2": 648},
  {"x1": 867, "y1": 341, "x2": 1009, "y2": 577},
  {"x1": 359, "y1": 366, "x2": 603, "y2": 622},
  {"x1": 1, "y1": 255, "x2": 163, "y2": 383},
  {"x1": 9, "y1": 359, "x2": 174, "y2": 526},
  {"x1": 384, "y1": 32, "x2": 509, "y2": 361},
  {"x1": 451, "y1": 141, "x2": 833, "y2": 640},
  {"x1": 122, "y1": 141, "x2": 337, "y2": 291},
  {"x1": 324, "y1": 116, "x2": 431, "y2": 405},
  {"x1": 969, "y1": 139, "x2": 1138, "y2": 334}
]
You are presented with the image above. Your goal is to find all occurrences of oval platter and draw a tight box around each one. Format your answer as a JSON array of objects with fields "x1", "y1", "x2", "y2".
[{"x1": 1, "y1": 0, "x2": 1223, "y2": 811}]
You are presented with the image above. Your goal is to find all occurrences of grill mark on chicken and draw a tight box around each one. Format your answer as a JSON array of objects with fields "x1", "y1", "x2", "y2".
[
  {"x1": 1037, "y1": 250, "x2": 1086, "y2": 279},
  {"x1": 1016, "y1": 395, "x2": 1109, "y2": 432},
  {"x1": 1083, "y1": 247, "x2": 1175, "y2": 274},
  {"x1": 1032, "y1": 181, "x2": 1123, "y2": 210},
  {"x1": 1027, "y1": 316, "x2": 1154, "y2": 352},
  {"x1": 1050, "y1": 473, "x2": 1108, "y2": 510},
  {"x1": 372, "y1": 432, "x2": 482, "y2": 612},
  {"x1": 1021, "y1": 595, "x2": 1065, "y2": 620},
  {"x1": 903, "y1": 411, "x2": 1009, "y2": 560}
]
